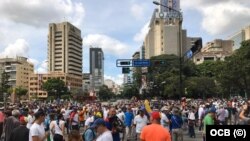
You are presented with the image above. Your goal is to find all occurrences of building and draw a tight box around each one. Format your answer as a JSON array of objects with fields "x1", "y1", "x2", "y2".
[
  {"x1": 193, "y1": 39, "x2": 233, "y2": 64},
  {"x1": 89, "y1": 47, "x2": 104, "y2": 92},
  {"x1": 140, "y1": 44, "x2": 146, "y2": 59},
  {"x1": 83, "y1": 73, "x2": 90, "y2": 92},
  {"x1": 29, "y1": 72, "x2": 82, "y2": 99},
  {"x1": 0, "y1": 56, "x2": 34, "y2": 89},
  {"x1": 48, "y1": 22, "x2": 83, "y2": 77},
  {"x1": 228, "y1": 25, "x2": 250, "y2": 50},
  {"x1": 123, "y1": 74, "x2": 132, "y2": 84},
  {"x1": 132, "y1": 51, "x2": 140, "y2": 74}
]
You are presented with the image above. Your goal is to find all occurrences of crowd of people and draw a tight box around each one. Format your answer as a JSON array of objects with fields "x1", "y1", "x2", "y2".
[{"x1": 0, "y1": 97, "x2": 249, "y2": 141}]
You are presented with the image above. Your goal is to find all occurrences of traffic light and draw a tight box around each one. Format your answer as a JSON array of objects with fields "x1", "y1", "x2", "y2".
[
  {"x1": 122, "y1": 67, "x2": 130, "y2": 74},
  {"x1": 151, "y1": 60, "x2": 167, "y2": 67},
  {"x1": 190, "y1": 38, "x2": 202, "y2": 54}
]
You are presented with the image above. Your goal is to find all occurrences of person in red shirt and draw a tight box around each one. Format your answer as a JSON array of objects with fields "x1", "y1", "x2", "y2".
[{"x1": 140, "y1": 111, "x2": 171, "y2": 141}]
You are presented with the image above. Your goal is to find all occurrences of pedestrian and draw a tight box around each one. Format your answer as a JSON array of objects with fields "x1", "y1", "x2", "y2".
[
  {"x1": 203, "y1": 108, "x2": 216, "y2": 141},
  {"x1": 124, "y1": 107, "x2": 134, "y2": 141},
  {"x1": 188, "y1": 108, "x2": 196, "y2": 138},
  {"x1": 134, "y1": 109, "x2": 148, "y2": 141},
  {"x1": 29, "y1": 109, "x2": 50, "y2": 141},
  {"x1": 170, "y1": 108, "x2": 183, "y2": 141},
  {"x1": 0, "y1": 107, "x2": 5, "y2": 137},
  {"x1": 140, "y1": 111, "x2": 171, "y2": 141},
  {"x1": 82, "y1": 122, "x2": 96, "y2": 141},
  {"x1": 26, "y1": 110, "x2": 35, "y2": 129},
  {"x1": 105, "y1": 108, "x2": 124, "y2": 141},
  {"x1": 239, "y1": 100, "x2": 250, "y2": 125},
  {"x1": 4, "y1": 109, "x2": 20, "y2": 141},
  {"x1": 92, "y1": 118, "x2": 113, "y2": 141},
  {"x1": 160, "y1": 106, "x2": 170, "y2": 130},
  {"x1": 9, "y1": 116, "x2": 29, "y2": 141},
  {"x1": 50, "y1": 114, "x2": 65, "y2": 141},
  {"x1": 70, "y1": 107, "x2": 79, "y2": 131}
]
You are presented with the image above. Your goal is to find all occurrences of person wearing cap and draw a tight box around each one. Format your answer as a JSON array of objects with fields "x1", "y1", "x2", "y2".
[
  {"x1": 134, "y1": 109, "x2": 148, "y2": 141},
  {"x1": 91, "y1": 118, "x2": 113, "y2": 141},
  {"x1": 29, "y1": 109, "x2": 49, "y2": 141},
  {"x1": 4, "y1": 109, "x2": 20, "y2": 141},
  {"x1": 70, "y1": 107, "x2": 79, "y2": 131},
  {"x1": 202, "y1": 108, "x2": 216, "y2": 141},
  {"x1": 9, "y1": 116, "x2": 29, "y2": 141},
  {"x1": 140, "y1": 111, "x2": 171, "y2": 141},
  {"x1": 161, "y1": 106, "x2": 170, "y2": 130}
]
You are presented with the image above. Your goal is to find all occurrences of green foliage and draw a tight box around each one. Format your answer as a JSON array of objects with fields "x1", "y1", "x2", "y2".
[
  {"x1": 42, "y1": 78, "x2": 68, "y2": 98},
  {"x1": 98, "y1": 85, "x2": 115, "y2": 101},
  {"x1": 15, "y1": 86, "x2": 28, "y2": 97},
  {"x1": 0, "y1": 71, "x2": 10, "y2": 94},
  {"x1": 121, "y1": 84, "x2": 139, "y2": 99}
]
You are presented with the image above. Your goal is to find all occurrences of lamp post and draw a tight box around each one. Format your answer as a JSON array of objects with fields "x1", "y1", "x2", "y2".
[{"x1": 153, "y1": 1, "x2": 183, "y2": 98}]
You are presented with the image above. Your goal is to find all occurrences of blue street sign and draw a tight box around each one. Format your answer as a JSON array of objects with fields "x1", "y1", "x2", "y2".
[{"x1": 133, "y1": 59, "x2": 151, "y2": 67}]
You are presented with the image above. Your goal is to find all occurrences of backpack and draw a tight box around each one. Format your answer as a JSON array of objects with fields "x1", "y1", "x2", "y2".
[
  {"x1": 112, "y1": 117, "x2": 125, "y2": 133},
  {"x1": 82, "y1": 128, "x2": 95, "y2": 141}
]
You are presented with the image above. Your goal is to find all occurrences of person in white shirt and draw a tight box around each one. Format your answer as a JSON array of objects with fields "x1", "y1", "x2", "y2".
[
  {"x1": 29, "y1": 109, "x2": 49, "y2": 141},
  {"x1": 50, "y1": 114, "x2": 65, "y2": 141},
  {"x1": 27, "y1": 110, "x2": 35, "y2": 129},
  {"x1": 134, "y1": 110, "x2": 148, "y2": 140},
  {"x1": 160, "y1": 107, "x2": 170, "y2": 130},
  {"x1": 188, "y1": 108, "x2": 196, "y2": 138},
  {"x1": 85, "y1": 112, "x2": 94, "y2": 129},
  {"x1": 91, "y1": 118, "x2": 113, "y2": 141}
]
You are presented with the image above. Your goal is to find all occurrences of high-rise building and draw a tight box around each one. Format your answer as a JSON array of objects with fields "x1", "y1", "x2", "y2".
[
  {"x1": 228, "y1": 25, "x2": 250, "y2": 50},
  {"x1": 193, "y1": 39, "x2": 233, "y2": 64},
  {"x1": 83, "y1": 73, "x2": 90, "y2": 92},
  {"x1": 89, "y1": 47, "x2": 104, "y2": 92},
  {"x1": 144, "y1": 8, "x2": 187, "y2": 59},
  {"x1": 0, "y1": 56, "x2": 34, "y2": 101},
  {"x1": 140, "y1": 44, "x2": 146, "y2": 59},
  {"x1": 48, "y1": 22, "x2": 83, "y2": 77}
]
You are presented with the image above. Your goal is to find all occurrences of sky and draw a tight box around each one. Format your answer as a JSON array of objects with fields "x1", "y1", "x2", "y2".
[{"x1": 0, "y1": 0, "x2": 250, "y2": 85}]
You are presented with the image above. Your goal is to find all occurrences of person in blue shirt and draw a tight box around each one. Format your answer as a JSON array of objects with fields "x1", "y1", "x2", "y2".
[
  {"x1": 124, "y1": 107, "x2": 134, "y2": 140},
  {"x1": 171, "y1": 108, "x2": 183, "y2": 141}
]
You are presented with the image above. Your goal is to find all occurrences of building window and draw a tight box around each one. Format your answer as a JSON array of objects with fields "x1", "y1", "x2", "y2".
[{"x1": 197, "y1": 59, "x2": 200, "y2": 62}]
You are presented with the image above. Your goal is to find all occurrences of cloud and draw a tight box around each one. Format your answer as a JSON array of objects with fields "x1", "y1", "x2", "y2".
[
  {"x1": 131, "y1": 4, "x2": 145, "y2": 20},
  {"x1": 28, "y1": 58, "x2": 39, "y2": 67},
  {"x1": 0, "y1": 0, "x2": 85, "y2": 27},
  {"x1": 134, "y1": 21, "x2": 150, "y2": 42},
  {"x1": 104, "y1": 74, "x2": 124, "y2": 85},
  {"x1": 37, "y1": 60, "x2": 48, "y2": 73},
  {"x1": 0, "y1": 39, "x2": 29, "y2": 58},
  {"x1": 201, "y1": 1, "x2": 250, "y2": 35},
  {"x1": 181, "y1": 0, "x2": 250, "y2": 35},
  {"x1": 84, "y1": 34, "x2": 130, "y2": 56}
]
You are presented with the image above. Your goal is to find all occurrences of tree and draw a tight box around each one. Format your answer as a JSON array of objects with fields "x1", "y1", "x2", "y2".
[
  {"x1": 15, "y1": 86, "x2": 28, "y2": 99},
  {"x1": 98, "y1": 85, "x2": 115, "y2": 101},
  {"x1": 121, "y1": 84, "x2": 139, "y2": 99},
  {"x1": 42, "y1": 78, "x2": 68, "y2": 98},
  {"x1": 0, "y1": 71, "x2": 10, "y2": 101}
]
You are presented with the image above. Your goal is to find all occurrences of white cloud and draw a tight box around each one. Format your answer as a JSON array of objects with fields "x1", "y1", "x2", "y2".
[
  {"x1": 84, "y1": 34, "x2": 130, "y2": 56},
  {"x1": 28, "y1": 58, "x2": 39, "y2": 67},
  {"x1": 131, "y1": 4, "x2": 145, "y2": 20},
  {"x1": 104, "y1": 74, "x2": 124, "y2": 85},
  {"x1": 0, "y1": 0, "x2": 85, "y2": 27},
  {"x1": 37, "y1": 60, "x2": 48, "y2": 73},
  {"x1": 134, "y1": 21, "x2": 150, "y2": 42},
  {"x1": 181, "y1": 0, "x2": 250, "y2": 35},
  {"x1": 0, "y1": 39, "x2": 29, "y2": 58},
  {"x1": 201, "y1": 2, "x2": 250, "y2": 35}
]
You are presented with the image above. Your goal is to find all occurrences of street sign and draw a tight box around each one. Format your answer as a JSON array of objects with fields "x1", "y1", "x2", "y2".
[
  {"x1": 122, "y1": 67, "x2": 130, "y2": 74},
  {"x1": 133, "y1": 59, "x2": 151, "y2": 67},
  {"x1": 116, "y1": 59, "x2": 133, "y2": 67},
  {"x1": 151, "y1": 59, "x2": 168, "y2": 67}
]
